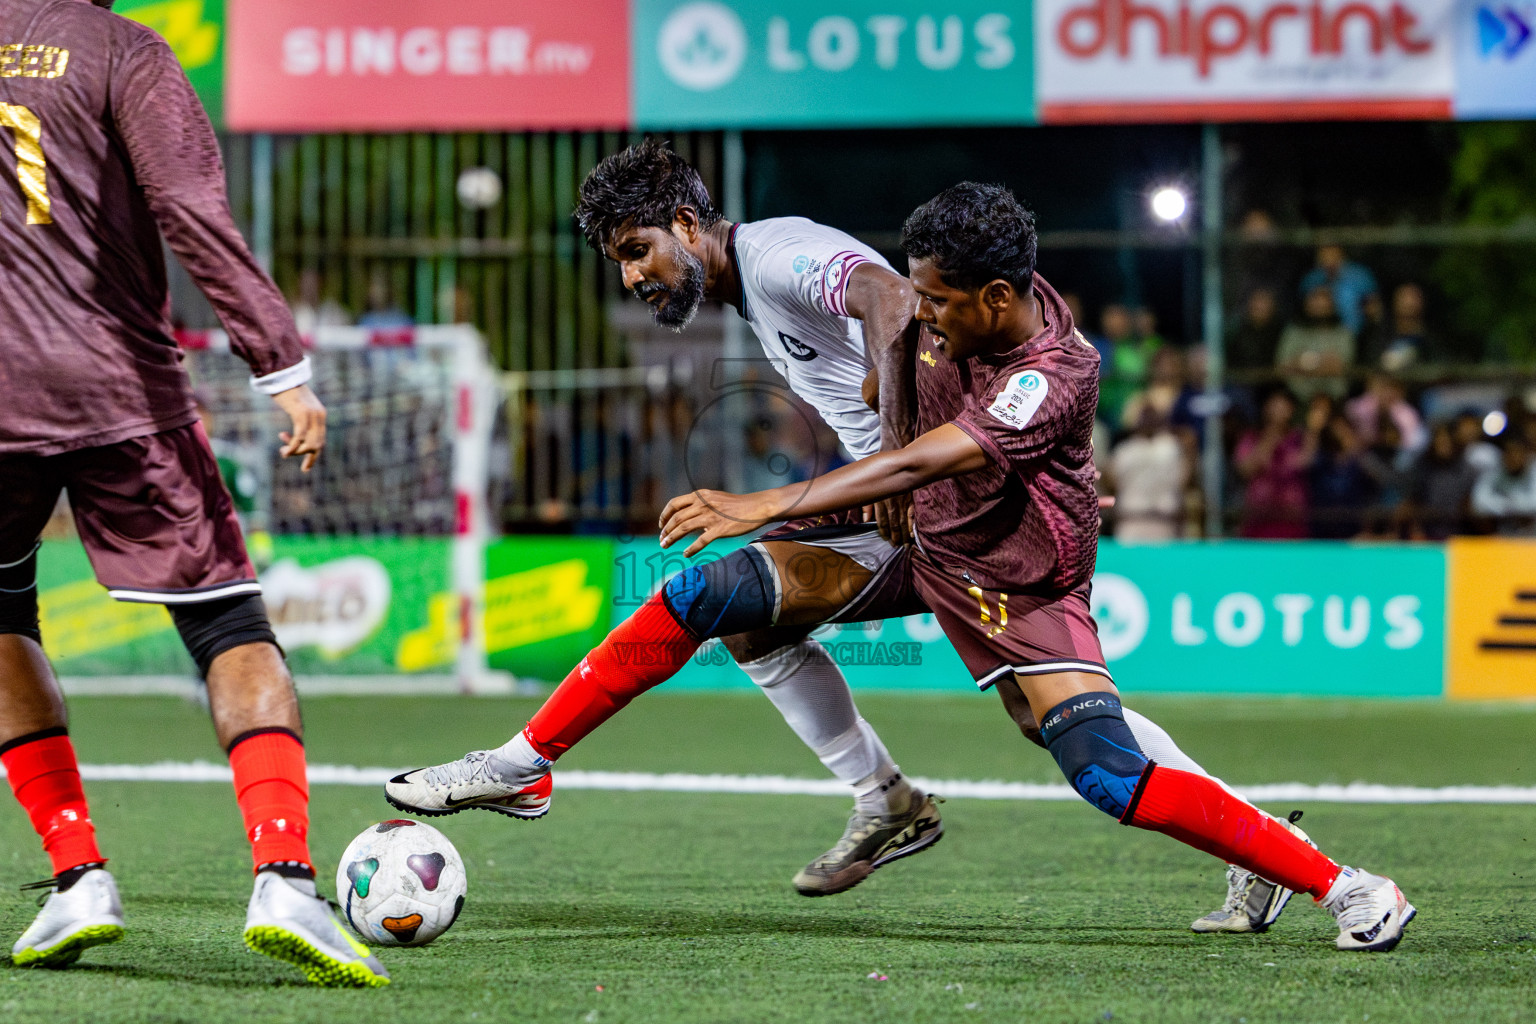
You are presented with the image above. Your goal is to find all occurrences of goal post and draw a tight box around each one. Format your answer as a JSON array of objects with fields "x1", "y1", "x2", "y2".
[{"x1": 171, "y1": 323, "x2": 505, "y2": 693}]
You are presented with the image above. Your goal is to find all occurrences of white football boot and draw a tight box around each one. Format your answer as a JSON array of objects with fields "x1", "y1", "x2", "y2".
[
  {"x1": 1321, "y1": 866, "x2": 1416, "y2": 952},
  {"x1": 12, "y1": 866, "x2": 124, "y2": 967},
  {"x1": 1192, "y1": 812, "x2": 1314, "y2": 933},
  {"x1": 243, "y1": 870, "x2": 390, "y2": 987},
  {"x1": 385, "y1": 749, "x2": 552, "y2": 819}
]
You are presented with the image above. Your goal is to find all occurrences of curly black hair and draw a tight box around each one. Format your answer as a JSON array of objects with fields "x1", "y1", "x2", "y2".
[
  {"x1": 575, "y1": 139, "x2": 721, "y2": 253},
  {"x1": 899, "y1": 182, "x2": 1037, "y2": 291}
]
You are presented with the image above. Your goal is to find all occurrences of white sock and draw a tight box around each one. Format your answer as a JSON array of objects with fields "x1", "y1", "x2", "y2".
[
  {"x1": 491, "y1": 730, "x2": 554, "y2": 784},
  {"x1": 1123, "y1": 706, "x2": 1249, "y2": 802},
  {"x1": 738, "y1": 639, "x2": 906, "y2": 812},
  {"x1": 1122, "y1": 707, "x2": 1209, "y2": 775}
]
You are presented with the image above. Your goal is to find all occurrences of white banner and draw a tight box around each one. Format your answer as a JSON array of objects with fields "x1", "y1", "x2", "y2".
[{"x1": 1036, "y1": 0, "x2": 1457, "y2": 121}]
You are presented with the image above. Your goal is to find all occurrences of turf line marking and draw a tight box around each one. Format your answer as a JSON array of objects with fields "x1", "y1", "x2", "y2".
[{"x1": 4, "y1": 763, "x2": 1536, "y2": 804}]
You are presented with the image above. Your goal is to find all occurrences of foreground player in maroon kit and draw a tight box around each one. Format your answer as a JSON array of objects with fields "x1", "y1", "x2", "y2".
[
  {"x1": 657, "y1": 183, "x2": 1416, "y2": 952},
  {"x1": 0, "y1": 0, "x2": 386, "y2": 984}
]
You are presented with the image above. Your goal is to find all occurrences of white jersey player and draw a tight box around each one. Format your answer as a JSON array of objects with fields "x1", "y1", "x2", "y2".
[{"x1": 388, "y1": 142, "x2": 1309, "y2": 935}]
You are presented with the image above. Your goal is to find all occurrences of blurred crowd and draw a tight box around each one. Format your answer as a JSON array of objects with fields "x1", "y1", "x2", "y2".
[{"x1": 1084, "y1": 236, "x2": 1536, "y2": 542}]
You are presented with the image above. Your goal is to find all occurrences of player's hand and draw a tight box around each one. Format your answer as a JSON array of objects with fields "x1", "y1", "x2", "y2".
[
  {"x1": 873, "y1": 493, "x2": 914, "y2": 546},
  {"x1": 272, "y1": 384, "x2": 327, "y2": 472},
  {"x1": 659, "y1": 490, "x2": 779, "y2": 557},
  {"x1": 1094, "y1": 468, "x2": 1115, "y2": 511}
]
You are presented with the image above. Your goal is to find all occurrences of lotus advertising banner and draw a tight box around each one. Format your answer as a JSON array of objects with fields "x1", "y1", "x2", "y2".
[
  {"x1": 224, "y1": 0, "x2": 631, "y2": 132},
  {"x1": 633, "y1": 0, "x2": 1035, "y2": 127},
  {"x1": 1034, "y1": 0, "x2": 1458, "y2": 122}
]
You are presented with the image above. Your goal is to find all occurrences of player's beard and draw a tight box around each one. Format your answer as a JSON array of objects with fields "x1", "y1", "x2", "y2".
[
  {"x1": 634, "y1": 248, "x2": 706, "y2": 332},
  {"x1": 91, "y1": 0, "x2": 115, "y2": 7}
]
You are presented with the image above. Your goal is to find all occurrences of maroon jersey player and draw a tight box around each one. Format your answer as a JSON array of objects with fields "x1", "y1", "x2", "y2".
[
  {"x1": 0, "y1": 0, "x2": 385, "y2": 985},
  {"x1": 661, "y1": 183, "x2": 1416, "y2": 953}
]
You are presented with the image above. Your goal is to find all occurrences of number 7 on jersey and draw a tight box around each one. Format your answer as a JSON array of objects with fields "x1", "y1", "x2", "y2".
[{"x1": 0, "y1": 103, "x2": 51, "y2": 224}]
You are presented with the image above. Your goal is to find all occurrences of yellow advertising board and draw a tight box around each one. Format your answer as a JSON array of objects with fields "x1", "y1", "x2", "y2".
[{"x1": 1446, "y1": 538, "x2": 1536, "y2": 699}]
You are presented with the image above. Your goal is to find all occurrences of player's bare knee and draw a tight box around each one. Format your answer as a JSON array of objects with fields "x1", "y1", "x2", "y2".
[
  {"x1": 171, "y1": 594, "x2": 282, "y2": 679},
  {"x1": 0, "y1": 544, "x2": 42, "y2": 645},
  {"x1": 662, "y1": 545, "x2": 777, "y2": 641},
  {"x1": 994, "y1": 677, "x2": 1045, "y2": 746}
]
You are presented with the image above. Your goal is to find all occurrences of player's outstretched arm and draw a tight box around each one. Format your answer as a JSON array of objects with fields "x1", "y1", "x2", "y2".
[
  {"x1": 271, "y1": 385, "x2": 328, "y2": 473},
  {"x1": 844, "y1": 263, "x2": 920, "y2": 546},
  {"x1": 660, "y1": 424, "x2": 989, "y2": 556},
  {"x1": 112, "y1": 37, "x2": 309, "y2": 395}
]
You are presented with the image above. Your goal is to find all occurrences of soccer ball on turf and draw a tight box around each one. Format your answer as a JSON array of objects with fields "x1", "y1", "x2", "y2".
[{"x1": 336, "y1": 819, "x2": 468, "y2": 947}]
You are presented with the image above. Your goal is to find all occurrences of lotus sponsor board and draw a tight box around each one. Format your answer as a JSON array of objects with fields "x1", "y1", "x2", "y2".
[
  {"x1": 634, "y1": 0, "x2": 1034, "y2": 126},
  {"x1": 224, "y1": 0, "x2": 629, "y2": 131},
  {"x1": 1035, "y1": 0, "x2": 1457, "y2": 121},
  {"x1": 1089, "y1": 542, "x2": 1444, "y2": 696}
]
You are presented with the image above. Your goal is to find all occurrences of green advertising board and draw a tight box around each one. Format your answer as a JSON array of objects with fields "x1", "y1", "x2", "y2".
[
  {"x1": 634, "y1": 0, "x2": 1035, "y2": 128},
  {"x1": 114, "y1": 0, "x2": 224, "y2": 125},
  {"x1": 37, "y1": 535, "x2": 448, "y2": 677}
]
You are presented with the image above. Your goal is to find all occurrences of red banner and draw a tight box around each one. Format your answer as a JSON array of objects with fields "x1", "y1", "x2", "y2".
[{"x1": 225, "y1": 0, "x2": 628, "y2": 131}]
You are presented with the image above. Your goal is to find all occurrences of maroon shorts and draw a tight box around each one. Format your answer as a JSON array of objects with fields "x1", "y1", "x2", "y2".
[
  {"x1": 830, "y1": 545, "x2": 1111, "y2": 691},
  {"x1": 0, "y1": 422, "x2": 258, "y2": 604}
]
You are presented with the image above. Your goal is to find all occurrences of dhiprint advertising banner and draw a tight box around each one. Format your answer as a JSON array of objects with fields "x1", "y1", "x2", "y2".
[
  {"x1": 1035, "y1": 0, "x2": 1458, "y2": 122},
  {"x1": 224, "y1": 0, "x2": 630, "y2": 132},
  {"x1": 632, "y1": 0, "x2": 1035, "y2": 127}
]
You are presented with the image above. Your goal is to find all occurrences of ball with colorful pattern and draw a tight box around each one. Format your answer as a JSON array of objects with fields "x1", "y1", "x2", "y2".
[{"x1": 336, "y1": 819, "x2": 468, "y2": 947}]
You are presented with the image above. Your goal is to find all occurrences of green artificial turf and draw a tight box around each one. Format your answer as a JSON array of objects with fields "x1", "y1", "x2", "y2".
[{"x1": 2, "y1": 693, "x2": 1533, "y2": 1023}]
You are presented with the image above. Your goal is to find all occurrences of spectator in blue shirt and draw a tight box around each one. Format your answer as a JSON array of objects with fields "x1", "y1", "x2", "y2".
[{"x1": 1299, "y1": 244, "x2": 1379, "y2": 336}]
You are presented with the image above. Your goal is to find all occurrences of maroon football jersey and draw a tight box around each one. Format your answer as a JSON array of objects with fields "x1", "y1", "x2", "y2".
[
  {"x1": 0, "y1": 0, "x2": 303, "y2": 456},
  {"x1": 912, "y1": 273, "x2": 1102, "y2": 594}
]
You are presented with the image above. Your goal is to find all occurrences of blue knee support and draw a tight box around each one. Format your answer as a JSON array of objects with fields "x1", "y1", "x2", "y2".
[
  {"x1": 1039, "y1": 692, "x2": 1151, "y2": 819},
  {"x1": 662, "y1": 545, "x2": 776, "y2": 641}
]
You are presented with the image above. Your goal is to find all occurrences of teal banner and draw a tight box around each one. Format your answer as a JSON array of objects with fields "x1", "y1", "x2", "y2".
[
  {"x1": 633, "y1": 0, "x2": 1035, "y2": 127},
  {"x1": 1090, "y1": 542, "x2": 1446, "y2": 697},
  {"x1": 608, "y1": 539, "x2": 1446, "y2": 696}
]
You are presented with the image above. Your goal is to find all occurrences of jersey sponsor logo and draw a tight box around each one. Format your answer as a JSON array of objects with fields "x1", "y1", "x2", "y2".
[
  {"x1": 791, "y1": 253, "x2": 823, "y2": 275},
  {"x1": 779, "y1": 331, "x2": 818, "y2": 361},
  {"x1": 987, "y1": 370, "x2": 1049, "y2": 429}
]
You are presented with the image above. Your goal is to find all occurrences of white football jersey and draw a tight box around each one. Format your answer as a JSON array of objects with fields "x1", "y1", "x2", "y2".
[{"x1": 730, "y1": 217, "x2": 894, "y2": 459}]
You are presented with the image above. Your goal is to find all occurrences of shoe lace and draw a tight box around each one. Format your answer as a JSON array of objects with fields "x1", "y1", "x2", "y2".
[
  {"x1": 811, "y1": 813, "x2": 879, "y2": 867},
  {"x1": 423, "y1": 750, "x2": 494, "y2": 789},
  {"x1": 1220, "y1": 865, "x2": 1253, "y2": 915},
  {"x1": 19, "y1": 876, "x2": 57, "y2": 908},
  {"x1": 1330, "y1": 879, "x2": 1385, "y2": 931}
]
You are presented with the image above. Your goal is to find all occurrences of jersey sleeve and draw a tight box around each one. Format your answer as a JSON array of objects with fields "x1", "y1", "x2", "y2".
[
  {"x1": 951, "y1": 368, "x2": 1076, "y2": 471},
  {"x1": 110, "y1": 38, "x2": 309, "y2": 394},
  {"x1": 756, "y1": 231, "x2": 876, "y2": 321}
]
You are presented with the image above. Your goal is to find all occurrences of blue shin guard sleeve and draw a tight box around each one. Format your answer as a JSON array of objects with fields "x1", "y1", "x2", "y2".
[
  {"x1": 661, "y1": 544, "x2": 776, "y2": 641},
  {"x1": 1039, "y1": 692, "x2": 1151, "y2": 819}
]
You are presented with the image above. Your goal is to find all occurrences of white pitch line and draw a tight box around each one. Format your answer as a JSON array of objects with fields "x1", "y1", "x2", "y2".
[{"x1": 1, "y1": 763, "x2": 1535, "y2": 804}]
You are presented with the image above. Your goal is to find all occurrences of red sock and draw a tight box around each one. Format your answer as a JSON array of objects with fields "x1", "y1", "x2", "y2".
[
  {"x1": 1, "y1": 729, "x2": 105, "y2": 875},
  {"x1": 1126, "y1": 766, "x2": 1341, "y2": 899},
  {"x1": 525, "y1": 591, "x2": 699, "y2": 759},
  {"x1": 228, "y1": 729, "x2": 312, "y2": 875}
]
